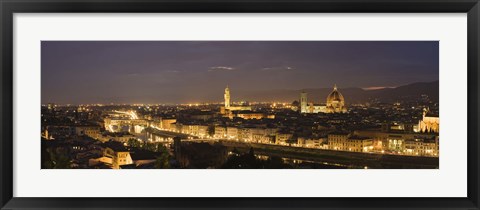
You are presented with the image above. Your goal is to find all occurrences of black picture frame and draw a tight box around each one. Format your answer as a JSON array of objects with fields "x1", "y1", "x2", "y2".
[{"x1": 1, "y1": 0, "x2": 479, "y2": 209}]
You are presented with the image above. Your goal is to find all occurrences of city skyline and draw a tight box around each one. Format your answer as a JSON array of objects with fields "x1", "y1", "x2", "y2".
[
  {"x1": 41, "y1": 41, "x2": 439, "y2": 104},
  {"x1": 41, "y1": 41, "x2": 439, "y2": 169},
  {"x1": 42, "y1": 83, "x2": 440, "y2": 169}
]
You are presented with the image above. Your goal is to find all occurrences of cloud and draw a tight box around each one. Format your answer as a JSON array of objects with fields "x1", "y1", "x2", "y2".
[
  {"x1": 164, "y1": 70, "x2": 180, "y2": 73},
  {"x1": 208, "y1": 66, "x2": 235, "y2": 72},
  {"x1": 261, "y1": 66, "x2": 294, "y2": 71},
  {"x1": 125, "y1": 70, "x2": 180, "y2": 76},
  {"x1": 362, "y1": 86, "x2": 397, "y2": 90}
]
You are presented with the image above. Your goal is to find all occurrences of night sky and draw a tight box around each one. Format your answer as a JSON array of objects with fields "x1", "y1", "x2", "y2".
[{"x1": 41, "y1": 41, "x2": 438, "y2": 104}]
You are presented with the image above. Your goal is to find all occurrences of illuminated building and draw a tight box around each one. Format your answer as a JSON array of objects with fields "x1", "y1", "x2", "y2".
[
  {"x1": 220, "y1": 86, "x2": 252, "y2": 115},
  {"x1": 328, "y1": 133, "x2": 373, "y2": 152},
  {"x1": 275, "y1": 132, "x2": 293, "y2": 145},
  {"x1": 197, "y1": 125, "x2": 209, "y2": 137},
  {"x1": 300, "y1": 91, "x2": 308, "y2": 113},
  {"x1": 260, "y1": 135, "x2": 276, "y2": 144},
  {"x1": 225, "y1": 126, "x2": 278, "y2": 143},
  {"x1": 161, "y1": 118, "x2": 176, "y2": 130},
  {"x1": 177, "y1": 123, "x2": 208, "y2": 136},
  {"x1": 250, "y1": 127, "x2": 271, "y2": 143},
  {"x1": 328, "y1": 133, "x2": 349, "y2": 150},
  {"x1": 47, "y1": 103, "x2": 56, "y2": 112},
  {"x1": 218, "y1": 86, "x2": 266, "y2": 119},
  {"x1": 214, "y1": 126, "x2": 227, "y2": 138},
  {"x1": 94, "y1": 148, "x2": 157, "y2": 169},
  {"x1": 238, "y1": 127, "x2": 253, "y2": 142},
  {"x1": 224, "y1": 85, "x2": 231, "y2": 108},
  {"x1": 307, "y1": 102, "x2": 328, "y2": 114},
  {"x1": 234, "y1": 111, "x2": 265, "y2": 120},
  {"x1": 325, "y1": 84, "x2": 347, "y2": 113},
  {"x1": 75, "y1": 125, "x2": 101, "y2": 139},
  {"x1": 102, "y1": 142, "x2": 133, "y2": 169},
  {"x1": 417, "y1": 108, "x2": 439, "y2": 133},
  {"x1": 404, "y1": 136, "x2": 439, "y2": 157},
  {"x1": 174, "y1": 123, "x2": 182, "y2": 133},
  {"x1": 387, "y1": 135, "x2": 405, "y2": 152},
  {"x1": 226, "y1": 127, "x2": 238, "y2": 139},
  {"x1": 354, "y1": 130, "x2": 438, "y2": 155},
  {"x1": 298, "y1": 84, "x2": 347, "y2": 114},
  {"x1": 298, "y1": 91, "x2": 327, "y2": 114},
  {"x1": 298, "y1": 137, "x2": 325, "y2": 148}
]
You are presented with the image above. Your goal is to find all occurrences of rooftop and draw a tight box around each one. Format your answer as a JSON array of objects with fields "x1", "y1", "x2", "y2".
[
  {"x1": 103, "y1": 141, "x2": 129, "y2": 152},
  {"x1": 130, "y1": 150, "x2": 157, "y2": 161},
  {"x1": 348, "y1": 136, "x2": 371, "y2": 140}
]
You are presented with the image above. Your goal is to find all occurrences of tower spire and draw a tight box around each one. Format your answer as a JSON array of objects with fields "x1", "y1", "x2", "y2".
[
  {"x1": 224, "y1": 85, "x2": 231, "y2": 108},
  {"x1": 334, "y1": 84, "x2": 337, "y2": 90}
]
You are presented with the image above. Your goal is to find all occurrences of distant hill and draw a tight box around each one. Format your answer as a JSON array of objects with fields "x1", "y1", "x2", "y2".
[
  {"x1": 364, "y1": 81, "x2": 439, "y2": 103},
  {"x1": 231, "y1": 81, "x2": 439, "y2": 104}
]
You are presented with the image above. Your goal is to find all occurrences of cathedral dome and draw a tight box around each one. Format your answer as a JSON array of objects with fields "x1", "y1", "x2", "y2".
[{"x1": 326, "y1": 84, "x2": 344, "y2": 103}]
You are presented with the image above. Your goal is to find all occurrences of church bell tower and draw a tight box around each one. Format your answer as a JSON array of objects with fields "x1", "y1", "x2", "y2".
[{"x1": 224, "y1": 86, "x2": 231, "y2": 108}]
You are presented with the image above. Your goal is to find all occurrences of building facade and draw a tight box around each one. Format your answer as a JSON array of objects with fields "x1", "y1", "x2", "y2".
[
  {"x1": 327, "y1": 133, "x2": 373, "y2": 152},
  {"x1": 299, "y1": 84, "x2": 347, "y2": 114},
  {"x1": 220, "y1": 86, "x2": 252, "y2": 115},
  {"x1": 300, "y1": 91, "x2": 308, "y2": 113},
  {"x1": 417, "y1": 108, "x2": 439, "y2": 133},
  {"x1": 325, "y1": 84, "x2": 347, "y2": 113}
]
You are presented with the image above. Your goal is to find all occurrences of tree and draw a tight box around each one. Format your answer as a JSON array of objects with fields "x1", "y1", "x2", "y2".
[
  {"x1": 207, "y1": 125, "x2": 215, "y2": 137},
  {"x1": 143, "y1": 142, "x2": 157, "y2": 151},
  {"x1": 154, "y1": 146, "x2": 170, "y2": 169},
  {"x1": 265, "y1": 156, "x2": 286, "y2": 169},
  {"x1": 127, "y1": 138, "x2": 141, "y2": 148},
  {"x1": 43, "y1": 148, "x2": 71, "y2": 169},
  {"x1": 246, "y1": 147, "x2": 257, "y2": 166},
  {"x1": 248, "y1": 147, "x2": 255, "y2": 157}
]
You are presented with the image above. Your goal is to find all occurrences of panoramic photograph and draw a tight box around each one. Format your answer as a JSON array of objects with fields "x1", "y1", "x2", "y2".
[{"x1": 41, "y1": 41, "x2": 439, "y2": 169}]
